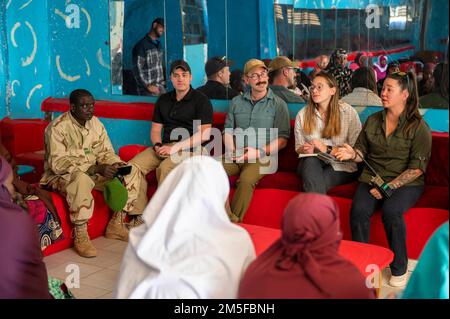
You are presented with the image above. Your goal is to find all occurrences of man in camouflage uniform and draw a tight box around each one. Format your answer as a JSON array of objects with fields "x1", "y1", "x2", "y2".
[{"x1": 40, "y1": 89, "x2": 148, "y2": 258}]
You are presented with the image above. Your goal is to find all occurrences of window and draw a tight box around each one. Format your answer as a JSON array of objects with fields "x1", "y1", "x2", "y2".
[
  {"x1": 274, "y1": 3, "x2": 418, "y2": 60},
  {"x1": 181, "y1": 0, "x2": 207, "y2": 45}
]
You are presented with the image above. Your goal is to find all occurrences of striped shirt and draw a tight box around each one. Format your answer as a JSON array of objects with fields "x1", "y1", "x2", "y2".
[{"x1": 294, "y1": 101, "x2": 362, "y2": 172}]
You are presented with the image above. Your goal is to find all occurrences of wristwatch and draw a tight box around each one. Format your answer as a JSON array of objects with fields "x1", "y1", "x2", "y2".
[{"x1": 326, "y1": 145, "x2": 333, "y2": 154}]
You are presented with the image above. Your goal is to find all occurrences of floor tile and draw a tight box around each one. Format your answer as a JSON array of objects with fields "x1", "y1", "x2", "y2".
[
  {"x1": 101, "y1": 240, "x2": 128, "y2": 254},
  {"x1": 71, "y1": 249, "x2": 124, "y2": 268},
  {"x1": 82, "y1": 269, "x2": 119, "y2": 291},
  {"x1": 98, "y1": 292, "x2": 114, "y2": 299},
  {"x1": 91, "y1": 237, "x2": 119, "y2": 249},
  {"x1": 47, "y1": 262, "x2": 103, "y2": 281},
  {"x1": 107, "y1": 262, "x2": 123, "y2": 271},
  {"x1": 71, "y1": 284, "x2": 110, "y2": 299}
]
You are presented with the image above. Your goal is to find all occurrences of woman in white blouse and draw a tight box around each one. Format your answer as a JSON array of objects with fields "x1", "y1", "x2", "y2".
[{"x1": 294, "y1": 71, "x2": 362, "y2": 194}]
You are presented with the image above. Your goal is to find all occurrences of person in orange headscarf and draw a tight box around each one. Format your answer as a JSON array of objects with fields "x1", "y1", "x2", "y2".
[{"x1": 238, "y1": 193, "x2": 375, "y2": 299}]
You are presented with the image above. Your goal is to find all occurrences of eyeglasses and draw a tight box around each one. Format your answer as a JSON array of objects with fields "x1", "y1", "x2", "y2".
[
  {"x1": 308, "y1": 84, "x2": 327, "y2": 92},
  {"x1": 247, "y1": 71, "x2": 268, "y2": 80}
]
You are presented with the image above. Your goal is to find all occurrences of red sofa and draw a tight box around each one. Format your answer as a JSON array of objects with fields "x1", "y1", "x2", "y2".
[
  {"x1": 116, "y1": 119, "x2": 449, "y2": 260},
  {"x1": 0, "y1": 117, "x2": 48, "y2": 183},
  {"x1": 21, "y1": 108, "x2": 446, "y2": 258},
  {"x1": 119, "y1": 120, "x2": 449, "y2": 210}
]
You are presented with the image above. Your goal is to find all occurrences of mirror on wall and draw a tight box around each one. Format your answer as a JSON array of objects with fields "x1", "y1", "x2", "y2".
[{"x1": 109, "y1": 0, "x2": 448, "y2": 108}]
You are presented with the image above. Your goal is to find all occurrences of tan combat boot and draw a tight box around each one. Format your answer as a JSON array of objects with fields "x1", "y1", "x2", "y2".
[
  {"x1": 73, "y1": 223, "x2": 97, "y2": 258},
  {"x1": 105, "y1": 211, "x2": 129, "y2": 241},
  {"x1": 127, "y1": 215, "x2": 144, "y2": 229}
]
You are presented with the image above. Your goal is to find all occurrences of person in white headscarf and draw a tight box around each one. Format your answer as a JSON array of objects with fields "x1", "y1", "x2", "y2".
[{"x1": 113, "y1": 155, "x2": 256, "y2": 299}]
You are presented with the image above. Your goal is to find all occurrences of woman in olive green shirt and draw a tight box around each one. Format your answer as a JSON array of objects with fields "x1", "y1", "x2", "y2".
[{"x1": 336, "y1": 71, "x2": 432, "y2": 288}]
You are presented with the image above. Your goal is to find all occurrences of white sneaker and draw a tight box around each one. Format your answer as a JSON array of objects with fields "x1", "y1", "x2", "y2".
[{"x1": 389, "y1": 273, "x2": 408, "y2": 287}]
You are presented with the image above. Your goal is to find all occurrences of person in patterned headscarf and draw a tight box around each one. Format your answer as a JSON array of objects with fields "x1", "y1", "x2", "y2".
[{"x1": 325, "y1": 49, "x2": 353, "y2": 97}]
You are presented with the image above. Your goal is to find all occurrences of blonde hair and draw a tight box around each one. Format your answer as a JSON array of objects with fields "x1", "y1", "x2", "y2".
[{"x1": 303, "y1": 71, "x2": 341, "y2": 138}]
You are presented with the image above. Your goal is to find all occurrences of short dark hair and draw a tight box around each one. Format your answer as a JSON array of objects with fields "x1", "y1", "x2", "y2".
[
  {"x1": 69, "y1": 89, "x2": 93, "y2": 105},
  {"x1": 152, "y1": 17, "x2": 164, "y2": 27},
  {"x1": 268, "y1": 69, "x2": 283, "y2": 84},
  {"x1": 351, "y1": 67, "x2": 378, "y2": 94}
]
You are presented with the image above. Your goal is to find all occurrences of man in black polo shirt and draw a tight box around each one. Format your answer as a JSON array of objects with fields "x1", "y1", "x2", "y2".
[
  {"x1": 197, "y1": 56, "x2": 240, "y2": 100},
  {"x1": 130, "y1": 60, "x2": 213, "y2": 186}
]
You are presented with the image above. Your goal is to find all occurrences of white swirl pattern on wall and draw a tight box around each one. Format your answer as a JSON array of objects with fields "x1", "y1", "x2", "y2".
[
  {"x1": 26, "y1": 84, "x2": 42, "y2": 109},
  {"x1": 81, "y1": 8, "x2": 91, "y2": 35},
  {"x1": 19, "y1": 0, "x2": 33, "y2": 11},
  {"x1": 11, "y1": 80, "x2": 21, "y2": 97},
  {"x1": 56, "y1": 55, "x2": 80, "y2": 82}
]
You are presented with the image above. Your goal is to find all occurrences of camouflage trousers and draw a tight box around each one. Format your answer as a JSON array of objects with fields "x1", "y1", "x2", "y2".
[{"x1": 46, "y1": 162, "x2": 147, "y2": 224}]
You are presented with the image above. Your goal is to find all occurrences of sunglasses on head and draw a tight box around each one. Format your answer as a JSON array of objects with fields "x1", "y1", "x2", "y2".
[{"x1": 391, "y1": 71, "x2": 410, "y2": 87}]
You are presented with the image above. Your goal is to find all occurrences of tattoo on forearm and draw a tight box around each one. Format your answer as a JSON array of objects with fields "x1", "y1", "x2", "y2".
[{"x1": 389, "y1": 169, "x2": 423, "y2": 189}]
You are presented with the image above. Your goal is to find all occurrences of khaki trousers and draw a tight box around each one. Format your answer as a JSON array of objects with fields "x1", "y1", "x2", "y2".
[
  {"x1": 126, "y1": 145, "x2": 206, "y2": 214},
  {"x1": 47, "y1": 162, "x2": 146, "y2": 224},
  {"x1": 222, "y1": 159, "x2": 268, "y2": 221}
]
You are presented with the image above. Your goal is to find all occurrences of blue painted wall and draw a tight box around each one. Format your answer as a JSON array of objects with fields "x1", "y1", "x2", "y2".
[
  {"x1": 0, "y1": 0, "x2": 447, "y2": 121},
  {"x1": 206, "y1": 0, "x2": 226, "y2": 59},
  {"x1": 48, "y1": 1, "x2": 112, "y2": 99},
  {"x1": 0, "y1": 1, "x2": 8, "y2": 119},
  {"x1": 3, "y1": 0, "x2": 51, "y2": 118}
]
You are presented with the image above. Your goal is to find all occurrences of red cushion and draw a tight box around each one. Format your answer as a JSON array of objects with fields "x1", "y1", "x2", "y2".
[
  {"x1": 327, "y1": 181, "x2": 359, "y2": 199},
  {"x1": 414, "y1": 185, "x2": 449, "y2": 209},
  {"x1": 229, "y1": 172, "x2": 301, "y2": 192},
  {"x1": 212, "y1": 112, "x2": 227, "y2": 128},
  {"x1": 257, "y1": 172, "x2": 301, "y2": 191},
  {"x1": 42, "y1": 191, "x2": 111, "y2": 256},
  {"x1": 242, "y1": 189, "x2": 298, "y2": 228},
  {"x1": 0, "y1": 118, "x2": 48, "y2": 155},
  {"x1": 426, "y1": 132, "x2": 449, "y2": 186},
  {"x1": 241, "y1": 188, "x2": 353, "y2": 231},
  {"x1": 238, "y1": 223, "x2": 280, "y2": 256},
  {"x1": 240, "y1": 188, "x2": 448, "y2": 259},
  {"x1": 239, "y1": 223, "x2": 393, "y2": 277},
  {"x1": 338, "y1": 240, "x2": 393, "y2": 276},
  {"x1": 368, "y1": 208, "x2": 449, "y2": 259},
  {"x1": 277, "y1": 122, "x2": 298, "y2": 172},
  {"x1": 118, "y1": 144, "x2": 148, "y2": 162}
]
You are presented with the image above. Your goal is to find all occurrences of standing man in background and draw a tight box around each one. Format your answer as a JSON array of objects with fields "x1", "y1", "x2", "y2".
[{"x1": 132, "y1": 17, "x2": 166, "y2": 96}]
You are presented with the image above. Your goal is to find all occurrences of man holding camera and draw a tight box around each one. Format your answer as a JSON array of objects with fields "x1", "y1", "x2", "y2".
[{"x1": 40, "y1": 89, "x2": 147, "y2": 258}]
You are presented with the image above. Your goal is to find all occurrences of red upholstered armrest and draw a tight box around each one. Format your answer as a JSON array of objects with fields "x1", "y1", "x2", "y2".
[
  {"x1": 338, "y1": 240, "x2": 394, "y2": 276},
  {"x1": 239, "y1": 223, "x2": 394, "y2": 277},
  {"x1": 239, "y1": 223, "x2": 281, "y2": 256},
  {"x1": 41, "y1": 98, "x2": 154, "y2": 121},
  {"x1": 0, "y1": 118, "x2": 48, "y2": 155},
  {"x1": 426, "y1": 132, "x2": 449, "y2": 186},
  {"x1": 118, "y1": 145, "x2": 148, "y2": 162}
]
